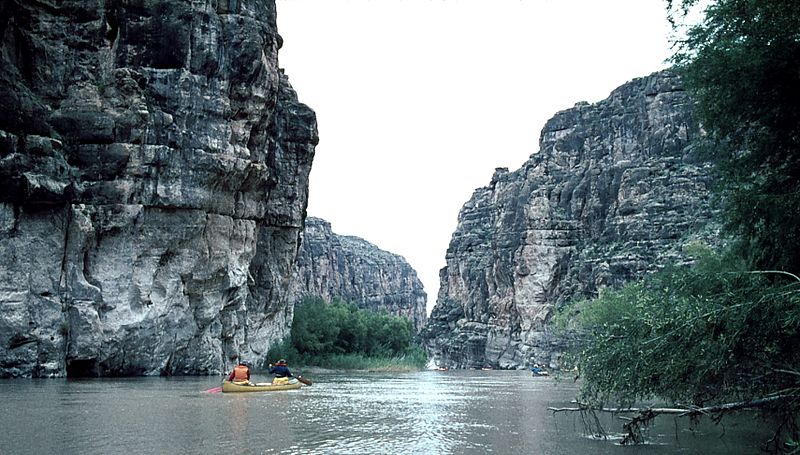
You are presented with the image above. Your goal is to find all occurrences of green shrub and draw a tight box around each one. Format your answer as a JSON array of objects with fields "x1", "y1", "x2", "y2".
[
  {"x1": 285, "y1": 296, "x2": 426, "y2": 369},
  {"x1": 555, "y1": 247, "x2": 800, "y2": 448}
]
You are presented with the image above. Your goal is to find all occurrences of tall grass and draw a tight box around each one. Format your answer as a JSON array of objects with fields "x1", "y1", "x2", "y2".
[
  {"x1": 311, "y1": 350, "x2": 428, "y2": 372},
  {"x1": 275, "y1": 348, "x2": 428, "y2": 372}
]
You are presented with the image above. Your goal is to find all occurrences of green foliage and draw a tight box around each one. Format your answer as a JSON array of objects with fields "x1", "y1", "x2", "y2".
[
  {"x1": 556, "y1": 249, "x2": 800, "y2": 445},
  {"x1": 290, "y1": 296, "x2": 340, "y2": 355},
  {"x1": 264, "y1": 339, "x2": 301, "y2": 369},
  {"x1": 274, "y1": 296, "x2": 425, "y2": 369},
  {"x1": 669, "y1": 0, "x2": 800, "y2": 274},
  {"x1": 303, "y1": 349, "x2": 429, "y2": 372}
]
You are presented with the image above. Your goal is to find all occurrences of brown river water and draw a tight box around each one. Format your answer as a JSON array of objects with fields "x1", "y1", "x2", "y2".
[{"x1": 0, "y1": 370, "x2": 772, "y2": 454}]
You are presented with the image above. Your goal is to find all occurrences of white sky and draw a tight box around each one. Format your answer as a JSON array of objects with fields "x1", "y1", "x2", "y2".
[{"x1": 275, "y1": 0, "x2": 674, "y2": 314}]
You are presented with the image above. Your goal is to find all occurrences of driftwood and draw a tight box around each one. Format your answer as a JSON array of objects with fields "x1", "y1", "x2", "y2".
[
  {"x1": 547, "y1": 394, "x2": 786, "y2": 417},
  {"x1": 548, "y1": 395, "x2": 788, "y2": 445}
]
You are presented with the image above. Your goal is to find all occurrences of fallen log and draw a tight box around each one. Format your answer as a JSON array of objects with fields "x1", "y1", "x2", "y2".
[
  {"x1": 547, "y1": 394, "x2": 787, "y2": 417},
  {"x1": 548, "y1": 394, "x2": 789, "y2": 446}
]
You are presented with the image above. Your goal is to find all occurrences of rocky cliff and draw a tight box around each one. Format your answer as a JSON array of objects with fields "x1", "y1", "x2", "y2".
[
  {"x1": 0, "y1": 0, "x2": 317, "y2": 377},
  {"x1": 293, "y1": 217, "x2": 427, "y2": 332},
  {"x1": 421, "y1": 71, "x2": 716, "y2": 369}
]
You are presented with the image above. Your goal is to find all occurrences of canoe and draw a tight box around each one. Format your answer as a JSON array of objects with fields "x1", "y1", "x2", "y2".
[{"x1": 221, "y1": 380, "x2": 302, "y2": 393}]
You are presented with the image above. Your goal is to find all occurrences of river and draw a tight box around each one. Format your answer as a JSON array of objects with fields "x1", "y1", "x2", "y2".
[{"x1": 0, "y1": 370, "x2": 771, "y2": 454}]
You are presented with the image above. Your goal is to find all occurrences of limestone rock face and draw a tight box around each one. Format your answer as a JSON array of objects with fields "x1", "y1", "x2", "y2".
[
  {"x1": 420, "y1": 71, "x2": 716, "y2": 369},
  {"x1": 293, "y1": 217, "x2": 427, "y2": 332},
  {"x1": 0, "y1": 0, "x2": 317, "y2": 377}
]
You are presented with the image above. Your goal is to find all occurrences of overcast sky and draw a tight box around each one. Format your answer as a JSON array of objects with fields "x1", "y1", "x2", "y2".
[{"x1": 275, "y1": 0, "x2": 675, "y2": 313}]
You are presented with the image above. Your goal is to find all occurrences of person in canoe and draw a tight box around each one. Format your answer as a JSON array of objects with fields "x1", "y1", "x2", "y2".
[
  {"x1": 227, "y1": 361, "x2": 252, "y2": 385},
  {"x1": 268, "y1": 359, "x2": 292, "y2": 385}
]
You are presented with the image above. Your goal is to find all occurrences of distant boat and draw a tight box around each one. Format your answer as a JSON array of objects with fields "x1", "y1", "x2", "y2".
[{"x1": 530, "y1": 365, "x2": 549, "y2": 376}]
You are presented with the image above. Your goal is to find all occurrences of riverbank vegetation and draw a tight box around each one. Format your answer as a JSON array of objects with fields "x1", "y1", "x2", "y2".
[
  {"x1": 556, "y1": 0, "x2": 800, "y2": 451},
  {"x1": 266, "y1": 296, "x2": 428, "y2": 371}
]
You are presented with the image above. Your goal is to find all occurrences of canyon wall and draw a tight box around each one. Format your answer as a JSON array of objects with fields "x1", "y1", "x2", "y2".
[
  {"x1": 421, "y1": 71, "x2": 716, "y2": 369},
  {"x1": 293, "y1": 217, "x2": 427, "y2": 331},
  {"x1": 0, "y1": 0, "x2": 317, "y2": 377}
]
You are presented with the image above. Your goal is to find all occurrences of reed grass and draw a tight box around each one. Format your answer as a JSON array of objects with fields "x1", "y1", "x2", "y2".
[{"x1": 299, "y1": 350, "x2": 428, "y2": 372}]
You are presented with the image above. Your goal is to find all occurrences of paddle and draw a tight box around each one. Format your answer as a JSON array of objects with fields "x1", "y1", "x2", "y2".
[
  {"x1": 292, "y1": 374, "x2": 312, "y2": 386},
  {"x1": 204, "y1": 385, "x2": 223, "y2": 394}
]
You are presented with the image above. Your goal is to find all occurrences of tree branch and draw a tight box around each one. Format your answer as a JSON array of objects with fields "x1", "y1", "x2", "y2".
[
  {"x1": 547, "y1": 394, "x2": 788, "y2": 417},
  {"x1": 733, "y1": 270, "x2": 800, "y2": 284}
]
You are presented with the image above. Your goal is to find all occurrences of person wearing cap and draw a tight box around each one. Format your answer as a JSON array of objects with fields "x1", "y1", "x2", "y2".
[
  {"x1": 227, "y1": 361, "x2": 252, "y2": 385},
  {"x1": 268, "y1": 359, "x2": 292, "y2": 385}
]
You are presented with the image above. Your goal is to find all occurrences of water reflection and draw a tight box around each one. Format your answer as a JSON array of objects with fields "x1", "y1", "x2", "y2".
[
  {"x1": 292, "y1": 373, "x2": 461, "y2": 454},
  {"x1": 228, "y1": 396, "x2": 250, "y2": 451},
  {"x1": 0, "y1": 371, "x2": 771, "y2": 454}
]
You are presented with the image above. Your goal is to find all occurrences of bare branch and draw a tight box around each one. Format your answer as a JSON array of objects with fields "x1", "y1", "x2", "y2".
[
  {"x1": 723, "y1": 270, "x2": 800, "y2": 283},
  {"x1": 547, "y1": 394, "x2": 789, "y2": 417}
]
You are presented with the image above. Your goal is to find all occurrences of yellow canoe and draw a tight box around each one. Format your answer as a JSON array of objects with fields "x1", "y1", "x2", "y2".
[{"x1": 221, "y1": 380, "x2": 302, "y2": 393}]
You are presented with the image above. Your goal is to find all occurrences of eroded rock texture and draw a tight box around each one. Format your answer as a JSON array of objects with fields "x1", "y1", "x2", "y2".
[
  {"x1": 293, "y1": 217, "x2": 427, "y2": 332},
  {"x1": 0, "y1": 0, "x2": 317, "y2": 377},
  {"x1": 421, "y1": 71, "x2": 716, "y2": 369}
]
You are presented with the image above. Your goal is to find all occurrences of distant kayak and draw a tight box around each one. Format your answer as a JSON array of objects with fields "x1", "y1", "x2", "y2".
[
  {"x1": 530, "y1": 366, "x2": 549, "y2": 376},
  {"x1": 221, "y1": 380, "x2": 302, "y2": 393}
]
